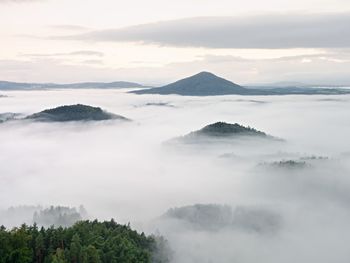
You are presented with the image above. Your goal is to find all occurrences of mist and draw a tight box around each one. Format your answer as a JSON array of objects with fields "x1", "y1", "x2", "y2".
[{"x1": 1, "y1": 89, "x2": 350, "y2": 262}]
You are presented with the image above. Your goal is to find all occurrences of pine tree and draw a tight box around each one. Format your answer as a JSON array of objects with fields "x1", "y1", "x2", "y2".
[
  {"x1": 52, "y1": 248, "x2": 67, "y2": 263},
  {"x1": 35, "y1": 233, "x2": 45, "y2": 263},
  {"x1": 70, "y1": 233, "x2": 82, "y2": 263}
]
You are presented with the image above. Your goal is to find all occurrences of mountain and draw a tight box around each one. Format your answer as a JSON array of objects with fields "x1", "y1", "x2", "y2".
[
  {"x1": 131, "y1": 72, "x2": 350, "y2": 96},
  {"x1": 0, "y1": 80, "x2": 145, "y2": 90},
  {"x1": 26, "y1": 104, "x2": 130, "y2": 122},
  {"x1": 131, "y1": 72, "x2": 261, "y2": 96}
]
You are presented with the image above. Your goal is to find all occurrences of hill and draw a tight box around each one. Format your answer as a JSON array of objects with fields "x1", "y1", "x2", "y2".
[
  {"x1": 26, "y1": 104, "x2": 129, "y2": 122},
  {"x1": 131, "y1": 72, "x2": 258, "y2": 96},
  {"x1": 176, "y1": 122, "x2": 277, "y2": 142},
  {"x1": 0, "y1": 80, "x2": 145, "y2": 90},
  {"x1": 131, "y1": 72, "x2": 350, "y2": 96},
  {"x1": 194, "y1": 122, "x2": 268, "y2": 137},
  {"x1": 168, "y1": 122, "x2": 281, "y2": 145}
]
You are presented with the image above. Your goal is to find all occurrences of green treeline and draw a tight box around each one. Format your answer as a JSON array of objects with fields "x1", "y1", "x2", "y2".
[{"x1": 0, "y1": 219, "x2": 170, "y2": 263}]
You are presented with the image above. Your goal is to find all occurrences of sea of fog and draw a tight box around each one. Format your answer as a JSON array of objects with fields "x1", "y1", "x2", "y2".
[{"x1": 1, "y1": 89, "x2": 350, "y2": 263}]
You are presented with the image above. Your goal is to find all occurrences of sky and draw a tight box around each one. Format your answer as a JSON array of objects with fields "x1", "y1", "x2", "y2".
[{"x1": 0, "y1": 0, "x2": 350, "y2": 84}]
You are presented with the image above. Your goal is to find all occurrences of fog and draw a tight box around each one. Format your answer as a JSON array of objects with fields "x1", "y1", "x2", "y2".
[{"x1": 1, "y1": 89, "x2": 350, "y2": 262}]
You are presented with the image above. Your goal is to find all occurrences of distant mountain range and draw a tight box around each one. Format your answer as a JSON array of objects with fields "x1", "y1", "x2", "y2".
[
  {"x1": 0, "y1": 81, "x2": 145, "y2": 90},
  {"x1": 131, "y1": 72, "x2": 350, "y2": 96},
  {"x1": 247, "y1": 81, "x2": 350, "y2": 88},
  {"x1": 2, "y1": 72, "x2": 350, "y2": 95},
  {"x1": 26, "y1": 104, "x2": 130, "y2": 122}
]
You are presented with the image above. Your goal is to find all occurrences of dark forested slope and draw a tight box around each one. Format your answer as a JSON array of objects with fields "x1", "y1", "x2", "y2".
[
  {"x1": 26, "y1": 104, "x2": 129, "y2": 122},
  {"x1": 0, "y1": 219, "x2": 170, "y2": 263}
]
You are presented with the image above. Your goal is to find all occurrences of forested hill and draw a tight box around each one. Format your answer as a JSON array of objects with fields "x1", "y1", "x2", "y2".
[
  {"x1": 182, "y1": 122, "x2": 277, "y2": 140},
  {"x1": 0, "y1": 220, "x2": 170, "y2": 263},
  {"x1": 26, "y1": 104, "x2": 129, "y2": 122},
  {"x1": 195, "y1": 122, "x2": 268, "y2": 137}
]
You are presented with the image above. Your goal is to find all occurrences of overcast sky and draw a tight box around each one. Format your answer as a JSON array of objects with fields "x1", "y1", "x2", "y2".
[{"x1": 1, "y1": 0, "x2": 350, "y2": 84}]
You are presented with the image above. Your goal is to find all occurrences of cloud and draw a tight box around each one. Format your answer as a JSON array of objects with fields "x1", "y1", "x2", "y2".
[
  {"x1": 49, "y1": 25, "x2": 91, "y2": 32},
  {"x1": 81, "y1": 59, "x2": 104, "y2": 65},
  {"x1": 60, "y1": 13, "x2": 350, "y2": 49},
  {"x1": 0, "y1": 58, "x2": 114, "y2": 83},
  {"x1": 0, "y1": 0, "x2": 44, "y2": 3},
  {"x1": 2, "y1": 49, "x2": 350, "y2": 85},
  {"x1": 2, "y1": 88, "x2": 350, "y2": 262},
  {"x1": 180, "y1": 52, "x2": 350, "y2": 85},
  {"x1": 21, "y1": 50, "x2": 104, "y2": 58}
]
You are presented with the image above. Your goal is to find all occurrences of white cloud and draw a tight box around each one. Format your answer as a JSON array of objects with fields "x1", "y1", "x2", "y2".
[
  {"x1": 0, "y1": 0, "x2": 44, "y2": 3},
  {"x1": 1, "y1": 50, "x2": 350, "y2": 85},
  {"x1": 21, "y1": 50, "x2": 104, "y2": 58},
  {"x1": 60, "y1": 13, "x2": 350, "y2": 49}
]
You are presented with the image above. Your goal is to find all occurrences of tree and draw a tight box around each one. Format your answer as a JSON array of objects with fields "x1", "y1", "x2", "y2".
[
  {"x1": 52, "y1": 248, "x2": 67, "y2": 263},
  {"x1": 82, "y1": 245, "x2": 101, "y2": 263},
  {"x1": 8, "y1": 225, "x2": 33, "y2": 263},
  {"x1": 70, "y1": 234, "x2": 82, "y2": 263},
  {"x1": 0, "y1": 220, "x2": 170, "y2": 263},
  {"x1": 35, "y1": 233, "x2": 45, "y2": 263}
]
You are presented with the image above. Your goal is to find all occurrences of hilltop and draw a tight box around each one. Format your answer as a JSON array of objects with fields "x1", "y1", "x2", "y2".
[
  {"x1": 131, "y1": 72, "x2": 350, "y2": 96},
  {"x1": 194, "y1": 122, "x2": 268, "y2": 137},
  {"x1": 167, "y1": 122, "x2": 280, "y2": 146},
  {"x1": 131, "y1": 72, "x2": 256, "y2": 96},
  {"x1": 26, "y1": 104, "x2": 129, "y2": 122},
  {"x1": 179, "y1": 121, "x2": 276, "y2": 141}
]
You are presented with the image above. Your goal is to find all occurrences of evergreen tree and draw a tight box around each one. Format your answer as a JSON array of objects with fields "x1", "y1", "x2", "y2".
[
  {"x1": 70, "y1": 234, "x2": 82, "y2": 263},
  {"x1": 35, "y1": 233, "x2": 44, "y2": 263},
  {"x1": 0, "y1": 220, "x2": 170, "y2": 263},
  {"x1": 52, "y1": 248, "x2": 67, "y2": 263}
]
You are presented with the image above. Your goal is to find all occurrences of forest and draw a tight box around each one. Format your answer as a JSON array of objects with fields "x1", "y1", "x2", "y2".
[{"x1": 0, "y1": 219, "x2": 170, "y2": 263}]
